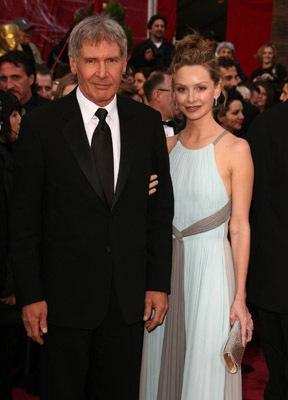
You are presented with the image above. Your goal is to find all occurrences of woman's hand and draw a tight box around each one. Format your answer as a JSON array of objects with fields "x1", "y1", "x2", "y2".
[
  {"x1": 149, "y1": 174, "x2": 158, "y2": 195},
  {"x1": 230, "y1": 298, "x2": 253, "y2": 347}
]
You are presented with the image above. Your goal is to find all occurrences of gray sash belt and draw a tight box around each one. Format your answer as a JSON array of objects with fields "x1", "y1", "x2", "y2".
[{"x1": 157, "y1": 198, "x2": 232, "y2": 400}]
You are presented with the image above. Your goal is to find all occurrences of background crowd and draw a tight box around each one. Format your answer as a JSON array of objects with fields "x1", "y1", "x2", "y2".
[{"x1": 0, "y1": 9, "x2": 287, "y2": 400}]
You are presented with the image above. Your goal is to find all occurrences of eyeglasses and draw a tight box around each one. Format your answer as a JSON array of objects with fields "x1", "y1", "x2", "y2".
[{"x1": 157, "y1": 88, "x2": 172, "y2": 92}]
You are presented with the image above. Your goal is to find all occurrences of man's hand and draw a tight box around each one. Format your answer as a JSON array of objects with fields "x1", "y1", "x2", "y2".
[
  {"x1": 148, "y1": 174, "x2": 158, "y2": 195},
  {"x1": 144, "y1": 48, "x2": 154, "y2": 62},
  {"x1": 143, "y1": 291, "x2": 168, "y2": 332},
  {"x1": 22, "y1": 300, "x2": 48, "y2": 345},
  {"x1": 0, "y1": 295, "x2": 16, "y2": 306}
]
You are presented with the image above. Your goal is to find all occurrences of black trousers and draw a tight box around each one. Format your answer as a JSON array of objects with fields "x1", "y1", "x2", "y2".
[
  {"x1": 258, "y1": 307, "x2": 288, "y2": 400},
  {"x1": 40, "y1": 285, "x2": 144, "y2": 400}
]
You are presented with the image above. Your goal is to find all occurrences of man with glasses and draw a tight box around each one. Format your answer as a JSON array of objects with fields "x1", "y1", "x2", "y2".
[{"x1": 144, "y1": 72, "x2": 176, "y2": 136}]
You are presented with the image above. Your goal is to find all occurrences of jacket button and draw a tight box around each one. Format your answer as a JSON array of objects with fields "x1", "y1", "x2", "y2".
[{"x1": 106, "y1": 246, "x2": 111, "y2": 253}]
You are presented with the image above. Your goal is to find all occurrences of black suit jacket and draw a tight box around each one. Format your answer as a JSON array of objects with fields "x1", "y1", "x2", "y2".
[
  {"x1": 11, "y1": 90, "x2": 174, "y2": 329},
  {"x1": 247, "y1": 101, "x2": 288, "y2": 313},
  {"x1": 129, "y1": 38, "x2": 174, "y2": 69}
]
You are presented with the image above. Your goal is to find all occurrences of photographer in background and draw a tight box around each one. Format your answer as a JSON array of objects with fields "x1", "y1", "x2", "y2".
[{"x1": 129, "y1": 14, "x2": 174, "y2": 71}]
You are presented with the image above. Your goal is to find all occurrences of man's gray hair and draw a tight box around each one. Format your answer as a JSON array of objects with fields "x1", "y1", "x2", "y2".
[{"x1": 68, "y1": 14, "x2": 127, "y2": 62}]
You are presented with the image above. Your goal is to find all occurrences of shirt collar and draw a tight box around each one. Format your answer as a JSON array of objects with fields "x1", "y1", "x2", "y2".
[{"x1": 76, "y1": 86, "x2": 118, "y2": 124}]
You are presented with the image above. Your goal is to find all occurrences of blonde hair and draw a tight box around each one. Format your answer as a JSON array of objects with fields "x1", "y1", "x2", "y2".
[
  {"x1": 170, "y1": 32, "x2": 221, "y2": 86},
  {"x1": 54, "y1": 73, "x2": 78, "y2": 99},
  {"x1": 255, "y1": 43, "x2": 277, "y2": 64}
]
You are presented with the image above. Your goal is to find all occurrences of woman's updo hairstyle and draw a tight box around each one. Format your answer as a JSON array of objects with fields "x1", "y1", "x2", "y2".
[{"x1": 169, "y1": 31, "x2": 221, "y2": 87}]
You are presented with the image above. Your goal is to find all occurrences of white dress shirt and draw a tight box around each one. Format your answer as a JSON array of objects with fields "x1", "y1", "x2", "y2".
[
  {"x1": 163, "y1": 125, "x2": 174, "y2": 137},
  {"x1": 76, "y1": 87, "x2": 121, "y2": 190}
]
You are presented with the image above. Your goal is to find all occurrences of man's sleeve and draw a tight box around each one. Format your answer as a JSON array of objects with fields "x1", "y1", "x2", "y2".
[
  {"x1": 146, "y1": 114, "x2": 174, "y2": 293},
  {"x1": 11, "y1": 116, "x2": 45, "y2": 306}
]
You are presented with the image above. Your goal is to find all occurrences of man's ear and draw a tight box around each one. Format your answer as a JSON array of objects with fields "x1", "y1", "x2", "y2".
[
  {"x1": 28, "y1": 74, "x2": 34, "y2": 86},
  {"x1": 69, "y1": 56, "x2": 77, "y2": 75},
  {"x1": 152, "y1": 88, "x2": 161, "y2": 103},
  {"x1": 122, "y1": 56, "x2": 127, "y2": 75}
]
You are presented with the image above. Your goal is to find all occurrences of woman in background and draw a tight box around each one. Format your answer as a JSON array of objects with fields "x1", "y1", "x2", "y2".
[
  {"x1": 54, "y1": 72, "x2": 78, "y2": 99},
  {"x1": 134, "y1": 68, "x2": 150, "y2": 104},
  {"x1": 254, "y1": 81, "x2": 274, "y2": 112},
  {"x1": 140, "y1": 32, "x2": 253, "y2": 400},
  {"x1": 216, "y1": 90, "x2": 244, "y2": 133},
  {"x1": 250, "y1": 43, "x2": 287, "y2": 84}
]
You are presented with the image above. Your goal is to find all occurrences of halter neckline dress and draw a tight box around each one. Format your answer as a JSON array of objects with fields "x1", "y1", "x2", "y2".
[{"x1": 140, "y1": 130, "x2": 242, "y2": 400}]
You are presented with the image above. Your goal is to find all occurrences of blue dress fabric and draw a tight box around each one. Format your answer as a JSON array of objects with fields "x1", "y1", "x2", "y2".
[{"x1": 140, "y1": 132, "x2": 242, "y2": 400}]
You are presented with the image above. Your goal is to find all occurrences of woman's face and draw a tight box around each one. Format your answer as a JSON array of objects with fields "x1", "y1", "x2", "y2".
[
  {"x1": 257, "y1": 85, "x2": 268, "y2": 110},
  {"x1": 134, "y1": 72, "x2": 146, "y2": 96},
  {"x1": 9, "y1": 109, "x2": 21, "y2": 141},
  {"x1": 218, "y1": 47, "x2": 233, "y2": 58},
  {"x1": 262, "y1": 46, "x2": 274, "y2": 65},
  {"x1": 218, "y1": 100, "x2": 244, "y2": 132},
  {"x1": 174, "y1": 65, "x2": 220, "y2": 122}
]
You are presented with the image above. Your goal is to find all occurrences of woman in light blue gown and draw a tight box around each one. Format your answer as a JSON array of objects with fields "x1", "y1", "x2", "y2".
[{"x1": 140, "y1": 33, "x2": 254, "y2": 400}]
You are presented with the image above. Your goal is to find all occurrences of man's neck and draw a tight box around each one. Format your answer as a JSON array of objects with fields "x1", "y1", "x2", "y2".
[
  {"x1": 150, "y1": 36, "x2": 163, "y2": 45},
  {"x1": 21, "y1": 90, "x2": 33, "y2": 106}
]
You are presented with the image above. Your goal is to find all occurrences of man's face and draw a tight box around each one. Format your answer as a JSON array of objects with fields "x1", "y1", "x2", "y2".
[
  {"x1": 149, "y1": 19, "x2": 165, "y2": 42},
  {"x1": 220, "y1": 66, "x2": 239, "y2": 90},
  {"x1": 157, "y1": 74, "x2": 174, "y2": 120},
  {"x1": 19, "y1": 28, "x2": 33, "y2": 45},
  {"x1": 218, "y1": 47, "x2": 233, "y2": 58},
  {"x1": 36, "y1": 73, "x2": 53, "y2": 99},
  {"x1": 70, "y1": 40, "x2": 126, "y2": 107},
  {"x1": 280, "y1": 83, "x2": 288, "y2": 102},
  {"x1": 0, "y1": 61, "x2": 33, "y2": 105},
  {"x1": 205, "y1": 38, "x2": 217, "y2": 52}
]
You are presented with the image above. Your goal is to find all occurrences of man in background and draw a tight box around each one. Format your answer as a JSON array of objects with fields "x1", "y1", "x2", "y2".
[
  {"x1": 129, "y1": 14, "x2": 174, "y2": 71},
  {"x1": 247, "y1": 100, "x2": 288, "y2": 399},
  {"x1": 14, "y1": 17, "x2": 42, "y2": 64},
  {"x1": 0, "y1": 51, "x2": 48, "y2": 114},
  {"x1": 35, "y1": 64, "x2": 53, "y2": 100},
  {"x1": 144, "y1": 72, "x2": 176, "y2": 137}
]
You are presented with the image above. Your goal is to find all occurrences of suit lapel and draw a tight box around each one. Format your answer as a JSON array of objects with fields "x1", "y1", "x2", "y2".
[
  {"x1": 112, "y1": 96, "x2": 137, "y2": 210},
  {"x1": 61, "y1": 91, "x2": 106, "y2": 204}
]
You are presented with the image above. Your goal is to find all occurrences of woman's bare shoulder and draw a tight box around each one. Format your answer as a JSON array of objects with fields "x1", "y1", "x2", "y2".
[
  {"x1": 166, "y1": 135, "x2": 178, "y2": 154},
  {"x1": 221, "y1": 132, "x2": 251, "y2": 155}
]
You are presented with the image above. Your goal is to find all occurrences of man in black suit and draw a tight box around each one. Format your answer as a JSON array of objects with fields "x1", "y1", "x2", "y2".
[
  {"x1": 247, "y1": 101, "x2": 288, "y2": 399},
  {"x1": 129, "y1": 14, "x2": 174, "y2": 70},
  {"x1": 11, "y1": 15, "x2": 173, "y2": 400}
]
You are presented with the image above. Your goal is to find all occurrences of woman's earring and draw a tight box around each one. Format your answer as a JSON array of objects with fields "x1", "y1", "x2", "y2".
[
  {"x1": 175, "y1": 101, "x2": 179, "y2": 110},
  {"x1": 214, "y1": 97, "x2": 218, "y2": 106}
]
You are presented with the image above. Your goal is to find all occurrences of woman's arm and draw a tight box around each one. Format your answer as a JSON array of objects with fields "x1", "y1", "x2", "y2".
[{"x1": 229, "y1": 138, "x2": 254, "y2": 346}]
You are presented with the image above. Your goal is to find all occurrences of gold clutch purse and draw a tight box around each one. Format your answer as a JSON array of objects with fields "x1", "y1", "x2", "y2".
[{"x1": 223, "y1": 320, "x2": 246, "y2": 374}]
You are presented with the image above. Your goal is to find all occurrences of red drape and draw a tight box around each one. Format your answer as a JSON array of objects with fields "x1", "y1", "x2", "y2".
[
  {"x1": 1, "y1": 0, "x2": 87, "y2": 62},
  {"x1": 226, "y1": 0, "x2": 273, "y2": 79},
  {"x1": 94, "y1": 0, "x2": 103, "y2": 13},
  {"x1": 1, "y1": 0, "x2": 175, "y2": 62},
  {"x1": 158, "y1": 0, "x2": 177, "y2": 42}
]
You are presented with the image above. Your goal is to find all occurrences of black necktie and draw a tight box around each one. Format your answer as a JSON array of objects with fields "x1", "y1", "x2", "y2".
[
  {"x1": 91, "y1": 108, "x2": 114, "y2": 206},
  {"x1": 162, "y1": 120, "x2": 175, "y2": 128}
]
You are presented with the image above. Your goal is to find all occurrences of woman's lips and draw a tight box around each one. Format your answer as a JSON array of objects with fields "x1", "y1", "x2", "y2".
[{"x1": 185, "y1": 106, "x2": 201, "y2": 112}]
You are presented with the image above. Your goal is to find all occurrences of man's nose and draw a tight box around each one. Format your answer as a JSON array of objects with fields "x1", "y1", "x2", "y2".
[
  {"x1": 7, "y1": 77, "x2": 14, "y2": 89},
  {"x1": 96, "y1": 62, "x2": 108, "y2": 78}
]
